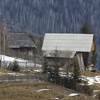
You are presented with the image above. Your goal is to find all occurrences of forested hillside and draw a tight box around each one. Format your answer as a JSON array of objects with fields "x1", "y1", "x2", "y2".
[{"x1": 0, "y1": 0, "x2": 100, "y2": 35}]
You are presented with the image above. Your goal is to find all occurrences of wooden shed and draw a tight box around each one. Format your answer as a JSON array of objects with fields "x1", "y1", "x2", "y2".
[{"x1": 8, "y1": 33, "x2": 36, "y2": 57}]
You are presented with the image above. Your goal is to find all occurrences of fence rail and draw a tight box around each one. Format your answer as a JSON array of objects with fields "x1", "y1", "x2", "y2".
[
  {"x1": 1, "y1": 61, "x2": 42, "y2": 68},
  {"x1": 0, "y1": 73, "x2": 47, "y2": 83}
]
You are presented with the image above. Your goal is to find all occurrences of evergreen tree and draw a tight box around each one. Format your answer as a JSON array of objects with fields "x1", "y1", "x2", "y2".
[
  {"x1": 10, "y1": 60, "x2": 20, "y2": 72},
  {"x1": 72, "y1": 57, "x2": 81, "y2": 83},
  {"x1": 43, "y1": 60, "x2": 48, "y2": 73},
  {"x1": 80, "y1": 22, "x2": 92, "y2": 34},
  {"x1": 47, "y1": 49, "x2": 60, "y2": 83}
]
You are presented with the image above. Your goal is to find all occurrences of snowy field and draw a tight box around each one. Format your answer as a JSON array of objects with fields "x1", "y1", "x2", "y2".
[
  {"x1": 0, "y1": 54, "x2": 42, "y2": 68},
  {"x1": 59, "y1": 72, "x2": 100, "y2": 85},
  {"x1": 81, "y1": 75, "x2": 100, "y2": 85}
]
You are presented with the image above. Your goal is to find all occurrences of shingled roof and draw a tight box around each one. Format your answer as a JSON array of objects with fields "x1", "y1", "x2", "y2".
[
  {"x1": 9, "y1": 33, "x2": 36, "y2": 48},
  {"x1": 42, "y1": 33, "x2": 94, "y2": 58},
  {"x1": 42, "y1": 33, "x2": 93, "y2": 52}
]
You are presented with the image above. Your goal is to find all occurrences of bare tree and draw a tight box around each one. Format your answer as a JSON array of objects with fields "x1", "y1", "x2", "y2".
[
  {"x1": 27, "y1": 32, "x2": 37, "y2": 67},
  {"x1": 0, "y1": 19, "x2": 9, "y2": 66}
]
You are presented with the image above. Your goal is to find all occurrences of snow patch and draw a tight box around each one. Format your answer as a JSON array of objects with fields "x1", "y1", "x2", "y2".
[
  {"x1": 36, "y1": 89, "x2": 50, "y2": 92},
  {"x1": 7, "y1": 73, "x2": 16, "y2": 76},
  {"x1": 59, "y1": 72, "x2": 72, "y2": 77},
  {"x1": 0, "y1": 54, "x2": 42, "y2": 67},
  {"x1": 54, "y1": 98, "x2": 59, "y2": 100},
  {"x1": 81, "y1": 75, "x2": 100, "y2": 85},
  {"x1": 34, "y1": 69, "x2": 42, "y2": 73},
  {"x1": 68, "y1": 93, "x2": 79, "y2": 96}
]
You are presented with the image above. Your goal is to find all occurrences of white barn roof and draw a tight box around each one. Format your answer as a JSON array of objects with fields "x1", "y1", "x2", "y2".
[{"x1": 42, "y1": 33, "x2": 94, "y2": 52}]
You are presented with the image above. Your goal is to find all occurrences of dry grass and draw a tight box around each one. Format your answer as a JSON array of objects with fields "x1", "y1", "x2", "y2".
[
  {"x1": 0, "y1": 82, "x2": 97, "y2": 100},
  {"x1": 90, "y1": 84, "x2": 100, "y2": 90},
  {"x1": 20, "y1": 67, "x2": 42, "y2": 74},
  {"x1": 81, "y1": 71, "x2": 100, "y2": 77},
  {"x1": 0, "y1": 68, "x2": 12, "y2": 73},
  {"x1": 0, "y1": 68, "x2": 99, "y2": 99},
  {"x1": 21, "y1": 67, "x2": 41, "y2": 71}
]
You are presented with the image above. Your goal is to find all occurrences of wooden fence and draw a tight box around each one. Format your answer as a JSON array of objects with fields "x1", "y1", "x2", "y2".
[{"x1": 0, "y1": 73, "x2": 47, "y2": 83}]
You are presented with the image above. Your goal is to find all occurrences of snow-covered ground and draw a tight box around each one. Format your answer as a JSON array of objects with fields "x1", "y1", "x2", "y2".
[
  {"x1": 59, "y1": 72, "x2": 100, "y2": 85},
  {"x1": 0, "y1": 54, "x2": 42, "y2": 68},
  {"x1": 81, "y1": 75, "x2": 100, "y2": 85}
]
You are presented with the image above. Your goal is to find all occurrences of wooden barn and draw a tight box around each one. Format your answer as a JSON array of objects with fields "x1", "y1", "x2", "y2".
[{"x1": 42, "y1": 33, "x2": 94, "y2": 71}]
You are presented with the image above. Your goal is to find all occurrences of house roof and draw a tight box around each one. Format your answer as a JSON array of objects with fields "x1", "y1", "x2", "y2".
[
  {"x1": 9, "y1": 33, "x2": 36, "y2": 48},
  {"x1": 42, "y1": 33, "x2": 94, "y2": 52}
]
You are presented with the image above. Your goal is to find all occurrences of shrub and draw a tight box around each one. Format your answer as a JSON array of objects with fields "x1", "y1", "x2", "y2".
[
  {"x1": 82, "y1": 85, "x2": 93, "y2": 95},
  {"x1": 42, "y1": 61, "x2": 49, "y2": 73},
  {"x1": 59, "y1": 77, "x2": 76, "y2": 90},
  {"x1": 8, "y1": 60, "x2": 20, "y2": 72},
  {"x1": 47, "y1": 66, "x2": 60, "y2": 84},
  {"x1": 96, "y1": 92, "x2": 100, "y2": 100}
]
